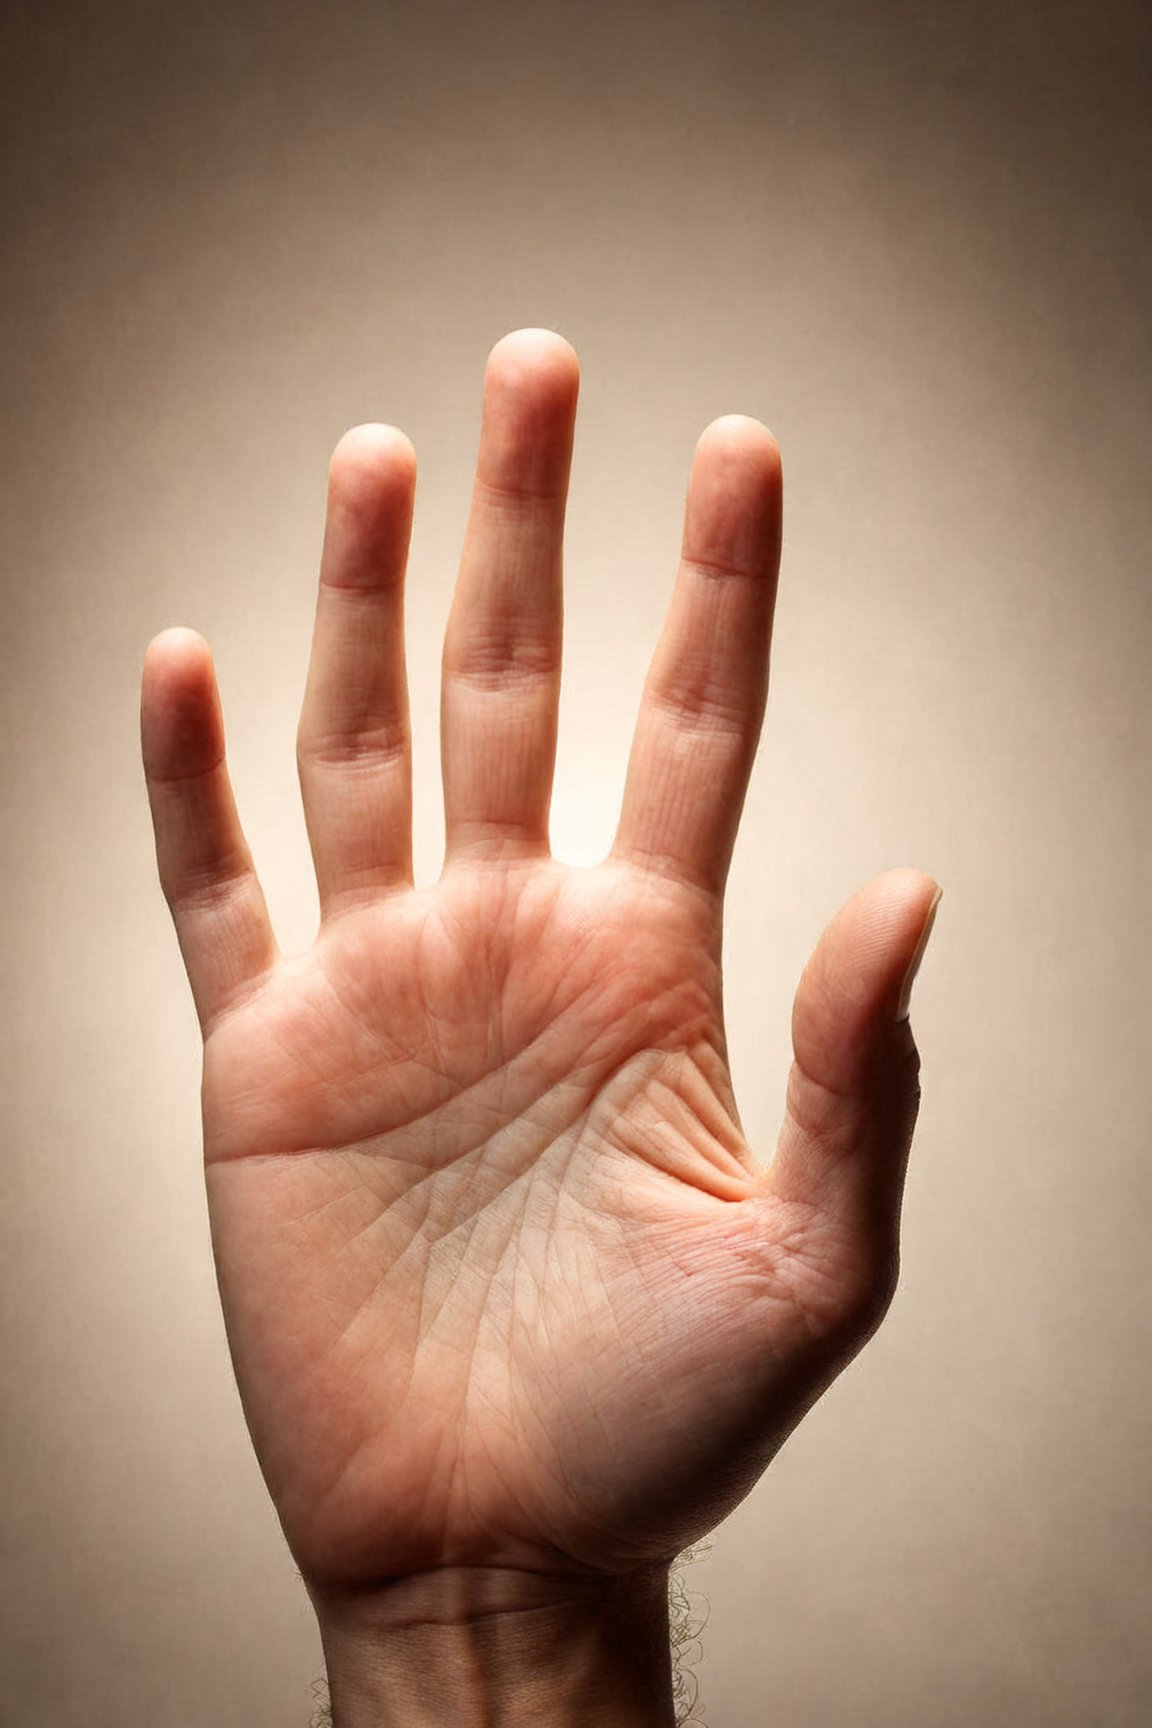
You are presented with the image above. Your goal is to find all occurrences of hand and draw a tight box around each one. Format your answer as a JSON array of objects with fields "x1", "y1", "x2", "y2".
[{"x1": 142, "y1": 329, "x2": 939, "y2": 1722}]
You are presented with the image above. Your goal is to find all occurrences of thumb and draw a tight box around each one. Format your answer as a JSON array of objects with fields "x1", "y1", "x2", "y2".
[{"x1": 766, "y1": 868, "x2": 943, "y2": 1254}]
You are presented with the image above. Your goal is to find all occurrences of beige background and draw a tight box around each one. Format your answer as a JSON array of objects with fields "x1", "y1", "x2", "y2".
[{"x1": 2, "y1": 2, "x2": 1149, "y2": 1723}]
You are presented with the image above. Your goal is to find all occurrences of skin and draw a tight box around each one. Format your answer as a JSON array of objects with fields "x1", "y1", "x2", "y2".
[{"x1": 141, "y1": 329, "x2": 938, "y2": 1716}]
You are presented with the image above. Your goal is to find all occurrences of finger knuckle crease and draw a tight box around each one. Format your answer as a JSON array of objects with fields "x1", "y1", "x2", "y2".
[
  {"x1": 647, "y1": 682, "x2": 749, "y2": 736},
  {"x1": 301, "y1": 724, "x2": 410, "y2": 770}
]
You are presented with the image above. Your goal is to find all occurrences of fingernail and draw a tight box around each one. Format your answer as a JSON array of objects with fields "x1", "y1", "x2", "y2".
[{"x1": 895, "y1": 884, "x2": 943, "y2": 1021}]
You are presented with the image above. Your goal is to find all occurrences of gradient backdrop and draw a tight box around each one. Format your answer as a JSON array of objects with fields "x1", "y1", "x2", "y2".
[{"x1": 2, "y1": 2, "x2": 1149, "y2": 1723}]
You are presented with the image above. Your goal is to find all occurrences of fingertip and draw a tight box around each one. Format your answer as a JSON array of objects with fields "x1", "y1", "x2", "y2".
[
  {"x1": 141, "y1": 627, "x2": 223, "y2": 779},
  {"x1": 328, "y1": 423, "x2": 418, "y2": 507},
  {"x1": 814, "y1": 869, "x2": 942, "y2": 989},
  {"x1": 696, "y1": 414, "x2": 781, "y2": 476},
  {"x1": 792, "y1": 868, "x2": 943, "y2": 1093},
  {"x1": 142, "y1": 626, "x2": 216, "y2": 710},
  {"x1": 892, "y1": 874, "x2": 944, "y2": 1022},
  {"x1": 485, "y1": 327, "x2": 581, "y2": 393},
  {"x1": 474, "y1": 330, "x2": 580, "y2": 502},
  {"x1": 865, "y1": 867, "x2": 943, "y2": 944},
  {"x1": 684, "y1": 416, "x2": 783, "y2": 581},
  {"x1": 144, "y1": 623, "x2": 212, "y2": 670}
]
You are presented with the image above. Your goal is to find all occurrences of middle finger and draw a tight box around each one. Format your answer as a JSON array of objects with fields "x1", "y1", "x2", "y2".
[{"x1": 440, "y1": 328, "x2": 580, "y2": 865}]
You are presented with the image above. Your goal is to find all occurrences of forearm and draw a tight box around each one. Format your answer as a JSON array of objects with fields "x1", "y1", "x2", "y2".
[{"x1": 312, "y1": 1565, "x2": 677, "y2": 1728}]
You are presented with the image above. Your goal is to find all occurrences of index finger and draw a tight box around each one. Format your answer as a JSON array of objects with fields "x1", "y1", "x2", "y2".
[{"x1": 611, "y1": 416, "x2": 783, "y2": 897}]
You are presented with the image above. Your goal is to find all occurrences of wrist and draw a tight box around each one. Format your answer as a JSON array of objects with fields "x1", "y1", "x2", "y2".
[{"x1": 310, "y1": 1565, "x2": 676, "y2": 1727}]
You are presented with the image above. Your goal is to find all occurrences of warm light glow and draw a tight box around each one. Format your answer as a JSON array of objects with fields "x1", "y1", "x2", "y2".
[{"x1": 549, "y1": 774, "x2": 625, "y2": 868}]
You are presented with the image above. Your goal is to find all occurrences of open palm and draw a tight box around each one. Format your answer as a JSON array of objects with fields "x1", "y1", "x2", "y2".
[{"x1": 142, "y1": 330, "x2": 938, "y2": 1612}]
